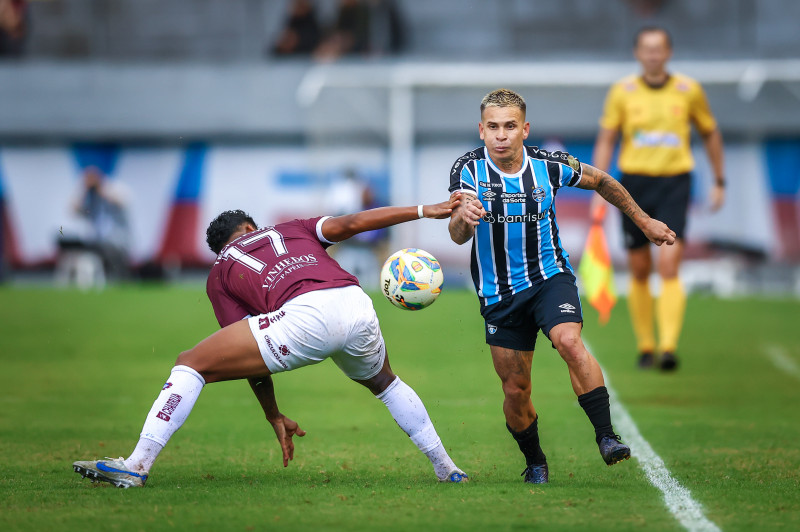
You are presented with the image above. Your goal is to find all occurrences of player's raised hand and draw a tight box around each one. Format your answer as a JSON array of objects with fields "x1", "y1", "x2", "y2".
[
  {"x1": 422, "y1": 194, "x2": 462, "y2": 219},
  {"x1": 641, "y1": 218, "x2": 676, "y2": 246},
  {"x1": 269, "y1": 414, "x2": 307, "y2": 467}
]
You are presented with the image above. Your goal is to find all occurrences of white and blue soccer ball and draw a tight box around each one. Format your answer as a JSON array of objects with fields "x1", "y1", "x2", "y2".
[{"x1": 380, "y1": 248, "x2": 443, "y2": 311}]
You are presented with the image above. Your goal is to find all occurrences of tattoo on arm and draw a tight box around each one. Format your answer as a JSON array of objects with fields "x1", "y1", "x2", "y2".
[
  {"x1": 582, "y1": 165, "x2": 647, "y2": 223},
  {"x1": 449, "y1": 192, "x2": 477, "y2": 244}
]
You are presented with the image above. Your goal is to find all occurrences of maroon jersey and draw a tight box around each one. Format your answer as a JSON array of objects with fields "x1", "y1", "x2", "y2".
[{"x1": 206, "y1": 217, "x2": 359, "y2": 327}]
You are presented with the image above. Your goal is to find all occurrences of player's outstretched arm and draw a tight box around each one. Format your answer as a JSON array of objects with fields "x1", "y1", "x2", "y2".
[
  {"x1": 448, "y1": 191, "x2": 486, "y2": 245},
  {"x1": 577, "y1": 164, "x2": 677, "y2": 246},
  {"x1": 321, "y1": 195, "x2": 461, "y2": 243},
  {"x1": 249, "y1": 376, "x2": 306, "y2": 467}
]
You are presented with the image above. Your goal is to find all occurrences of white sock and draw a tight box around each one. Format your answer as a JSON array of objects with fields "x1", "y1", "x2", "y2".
[
  {"x1": 124, "y1": 365, "x2": 205, "y2": 473},
  {"x1": 376, "y1": 377, "x2": 459, "y2": 480}
]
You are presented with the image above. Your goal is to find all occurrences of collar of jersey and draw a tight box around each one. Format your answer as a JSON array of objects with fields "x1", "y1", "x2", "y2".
[{"x1": 483, "y1": 147, "x2": 530, "y2": 178}]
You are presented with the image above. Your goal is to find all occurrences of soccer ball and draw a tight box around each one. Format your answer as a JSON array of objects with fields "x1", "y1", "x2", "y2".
[{"x1": 380, "y1": 248, "x2": 443, "y2": 311}]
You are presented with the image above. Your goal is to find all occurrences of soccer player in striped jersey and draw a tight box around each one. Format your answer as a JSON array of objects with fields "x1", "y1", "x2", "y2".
[{"x1": 448, "y1": 88, "x2": 675, "y2": 484}]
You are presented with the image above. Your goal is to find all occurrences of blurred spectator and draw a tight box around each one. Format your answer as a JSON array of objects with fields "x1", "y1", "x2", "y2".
[
  {"x1": 325, "y1": 168, "x2": 386, "y2": 290},
  {"x1": 623, "y1": 0, "x2": 668, "y2": 18},
  {"x1": 270, "y1": 0, "x2": 321, "y2": 57},
  {"x1": 0, "y1": 0, "x2": 27, "y2": 57},
  {"x1": 314, "y1": 0, "x2": 370, "y2": 61},
  {"x1": 366, "y1": 0, "x2": 405, "y2": 56},
  {"x1": 56, "y1": 167, "x2": 131, "y2": 288},
  {"x1": 314, "y1": 0, "x2": 405, "y2": 61}
]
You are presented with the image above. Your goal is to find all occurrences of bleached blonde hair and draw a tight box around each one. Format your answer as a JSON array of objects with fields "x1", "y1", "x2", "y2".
[{"x1": 480, "y1": 88, "x2": 526, "y2": 116}]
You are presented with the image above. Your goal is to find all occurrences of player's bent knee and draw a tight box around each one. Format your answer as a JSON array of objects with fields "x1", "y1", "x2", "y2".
[
  {"x1": 174, "y1": 350, "x2": 209, "y2": 379},
  {"x1": 501, "y1": 379, "x2": 532, "y2": 404},
  {"x1": 355, "y1": 366, "x2": 397, "y2": 395},
  {"x1": 552, "y1": 332, "x2": 583, "y2": 360}
]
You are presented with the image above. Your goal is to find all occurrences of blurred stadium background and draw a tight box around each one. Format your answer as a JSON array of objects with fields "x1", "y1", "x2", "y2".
[{"x1": 1, "y1": 0, "x2": 800, "y2": 296}]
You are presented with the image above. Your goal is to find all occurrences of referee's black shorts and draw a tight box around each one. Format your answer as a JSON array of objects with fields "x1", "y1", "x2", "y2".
[{"x1": 619, "y1": 172, "x2": 691, "y2": 249}]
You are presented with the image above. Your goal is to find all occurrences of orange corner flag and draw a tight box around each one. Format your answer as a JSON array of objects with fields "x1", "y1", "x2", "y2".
[{"x1": 578, "y1": 210, "x2": 617, "y2": 325}]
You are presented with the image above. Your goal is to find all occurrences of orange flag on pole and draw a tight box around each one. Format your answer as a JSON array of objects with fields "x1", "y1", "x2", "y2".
[{"x1": 578, "y1": 204, "x2": 617, "y2": 325}]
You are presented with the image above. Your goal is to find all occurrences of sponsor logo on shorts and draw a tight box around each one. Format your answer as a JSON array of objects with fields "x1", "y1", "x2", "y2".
[
  {"x1": 156, "y1": 393, "x2": 182, "y2": 422},
  {"x1": 265, "y1": 337, "x2": 289, "y2": 369},
  {"x1": 487, "y1": 324, "x2": 497, "y2": 334},
  {"x1": 559, "y1": 303, "x2": 576, "y2": 314},
  {"x1": 532, "y1": 187, "x2": 546, "y2": 203},
  {"x1": 259, "y1": 310, "x2": 286, "y2": 330}
]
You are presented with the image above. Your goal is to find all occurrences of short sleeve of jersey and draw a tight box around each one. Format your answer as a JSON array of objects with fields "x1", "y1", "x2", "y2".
[
  {"x1": 529, "y1": 147, "x2": 583, "y2": 188},
  {"x1": 448, "y1": 149, "x2": 481, "y2": 195},
  {"x1": 557, "y1": 152, "x2": 583, "y2": 188},
  {"x1": 599, "y1": 82, "x2": 625, "y2": 131},
  {"x1": 296, "y1": 216, "x2": 336, "y2": 247},
  {"x1": 207, "y1": 273, "x2": 249, "y2": 328},
  {"x1": 688, "y1": 81, "x2": 717, "y2": 135}
]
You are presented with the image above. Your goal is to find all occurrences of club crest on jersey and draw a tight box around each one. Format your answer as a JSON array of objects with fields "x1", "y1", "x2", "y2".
[{"x1": 532, "y1": 187, "x2": 546, "y2": 203}]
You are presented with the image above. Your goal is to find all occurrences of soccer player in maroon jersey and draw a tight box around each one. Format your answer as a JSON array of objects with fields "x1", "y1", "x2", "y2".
[{"x1": 73, "y1": 197, "x2": 469, "y2": 487}]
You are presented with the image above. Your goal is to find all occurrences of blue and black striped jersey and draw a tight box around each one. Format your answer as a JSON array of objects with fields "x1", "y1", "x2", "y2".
[{"x1": 448, "y1": 146, "x2": 583, "y2": 306}]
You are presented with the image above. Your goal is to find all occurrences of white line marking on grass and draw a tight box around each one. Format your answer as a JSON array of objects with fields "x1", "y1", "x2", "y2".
[
  {"x1": 588, "y1": 346, "x2": 721, "y2": 531},
  {"x1": 764, "y1": 345, "x2": 800, "y2": 380}
]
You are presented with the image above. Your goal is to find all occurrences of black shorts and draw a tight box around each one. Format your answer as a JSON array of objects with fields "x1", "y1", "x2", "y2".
[
  {"x1": 620, "y1": 173, "x2": 691, "y2": 249},
  {"x1": 480, "y1": 273, "x2": 583, "y2": 352}
]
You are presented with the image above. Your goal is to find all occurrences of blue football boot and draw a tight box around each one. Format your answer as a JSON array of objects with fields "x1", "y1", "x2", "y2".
[{"x1": 521, "y1": 463, "x2": 549, "y2": 484}]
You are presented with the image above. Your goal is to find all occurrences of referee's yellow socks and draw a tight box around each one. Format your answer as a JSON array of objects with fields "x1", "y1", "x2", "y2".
[
  {"x1": 657, "y1": 278, "x2": 686, "y2": 353},
  {"x1": 628, "y1": 278, "x2": 655, "y2": 354}
]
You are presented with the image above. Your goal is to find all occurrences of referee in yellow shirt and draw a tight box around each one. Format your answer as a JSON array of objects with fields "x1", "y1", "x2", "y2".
[{"x1": 592, "y1": 26, "x2": 726, "y2": 371}]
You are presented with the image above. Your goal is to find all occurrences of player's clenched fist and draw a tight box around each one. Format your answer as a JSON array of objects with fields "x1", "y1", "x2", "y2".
[
  {"x1": 641, "y1": 218, "x2": 676, "y2": 246},
  {"x1": 450, "y1": 191, "x2": 486, "y2": 227}
]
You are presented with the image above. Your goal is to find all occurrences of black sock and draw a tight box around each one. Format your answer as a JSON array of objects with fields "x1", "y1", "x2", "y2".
[
  {"x1": 577, "y1": 386, "x2": 614, "y2": 444},
  {"x1": 507, "y1": 418, "x2": 547, "y2": 465}
]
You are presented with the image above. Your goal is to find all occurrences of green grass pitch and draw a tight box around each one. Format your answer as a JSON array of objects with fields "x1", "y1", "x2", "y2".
[{"x1": 0, "y1": 284, "x2": 798, "y2": 531}]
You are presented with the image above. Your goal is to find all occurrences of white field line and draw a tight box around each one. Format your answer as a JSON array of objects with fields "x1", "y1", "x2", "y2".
[
  {"x1": 764, "y1": 345, "x2": 800, "y2": 380},
  {"x1": 590, "y1": 348, "x2": 721, "y2": 531}
]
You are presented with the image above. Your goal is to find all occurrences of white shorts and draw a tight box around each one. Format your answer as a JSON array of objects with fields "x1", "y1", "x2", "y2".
[{"x1": 247, "y1": 285, "x2": 386, "y2": 380}]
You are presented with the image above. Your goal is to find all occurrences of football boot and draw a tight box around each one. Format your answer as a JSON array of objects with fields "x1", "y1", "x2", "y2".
[
  {"x1": 521, "y1": 463, "x2": 549, "y2": 484},
  {"x1": 598, "y1": 435, "x2": 631, "y2": 465},
  {"x1": 73, "y1": 457, "x2": 147, "y2": 488}
]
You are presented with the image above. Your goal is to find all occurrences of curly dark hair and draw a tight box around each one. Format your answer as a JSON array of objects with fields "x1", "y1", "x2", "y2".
[{"x1": 206, "y1": 210, "x2": 258, "y2": 254}]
